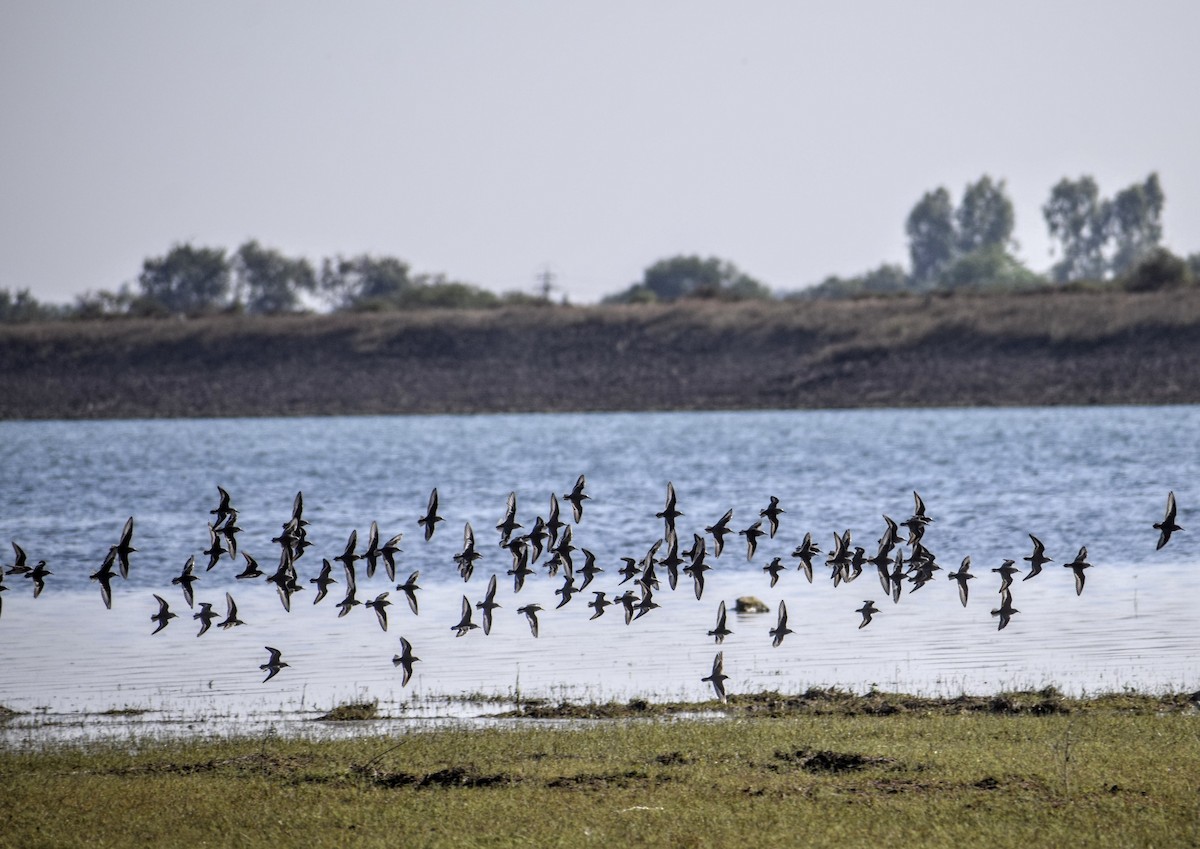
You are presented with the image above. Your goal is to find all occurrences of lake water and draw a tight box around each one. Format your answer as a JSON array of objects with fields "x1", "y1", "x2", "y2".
[{"x1": 1, "y1": 406, "x2": 1196, "y2": 743}]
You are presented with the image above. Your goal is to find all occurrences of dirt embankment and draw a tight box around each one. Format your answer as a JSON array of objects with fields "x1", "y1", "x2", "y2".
[{"x1": 2, "y1": 289, "x2": 1199, "y2": 420}]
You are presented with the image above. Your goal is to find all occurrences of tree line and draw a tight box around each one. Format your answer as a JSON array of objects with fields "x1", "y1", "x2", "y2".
[
  {"x1": 2, "y1": 172, "x2": 1198, "y2": 323},
  {"x1": 800, "y1": 172, "x2": 1197, "y2": 300}
]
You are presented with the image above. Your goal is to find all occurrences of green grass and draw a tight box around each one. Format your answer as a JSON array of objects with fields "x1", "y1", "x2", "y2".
[{"x1": 3, "y1": 695, "x2": 1198, "y2": 848}]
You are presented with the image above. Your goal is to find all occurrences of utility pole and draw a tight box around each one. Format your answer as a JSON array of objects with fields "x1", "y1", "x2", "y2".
[{"x1": 535, "y1": 265, "x2": 557, "y2": 302}]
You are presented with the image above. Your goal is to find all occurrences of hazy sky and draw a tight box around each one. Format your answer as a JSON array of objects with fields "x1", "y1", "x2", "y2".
[{"x1": 3, "y1": 1, "x2": 1198, "y2": 305}]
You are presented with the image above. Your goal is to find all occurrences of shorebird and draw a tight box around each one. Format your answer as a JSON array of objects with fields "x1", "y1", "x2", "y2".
[
  {"x1": 769, "y1": 600, "x2": 793, "y2": 647},
  {"x1": 451, "y1": 595, "x2": 479, "y2": 637},
  {"x1": 496, "y1": 491, "x2": 522, "y2": 547},
  {"x1": 379, "y1": 532, "x2": 403, "y2": 581},
  {"x1": 5, "y1": 542, "x2": 31, "y2": 576},
  {"x1": 218, "y1": 511, "x2": 241, "y2": 559},
  {"x1": 551, "y1": 524, "x2": 576, "y2": 576},
  {"x1": 702, "y1": 651, "x2": 730, "y2": 704},
  {"x1": 260, "y1": 647, "x2": 288, "y2": 682},
  {"x1": 760, "y1": 496, "x2": 784, "y2": 538},
  {"x1": 826, "y1": 530, "x2": 852, "y2": 585},
  {"x1": 507, "y1": 541, "x2": 534, "y2": 592},
  {"x1": 218, "y1": 592, "x2": 245, "y2": 629},
  {"x1": 392, "y1": 637, "x2": 420, "y2": 685},
  {"x1": 193, "y1": 602, "x2": 216, "y2": 637},
  {"x1": 740, "y1": 521, "x2": 765, "y2": 561},
  {"x1": 418, "y1": 488, "x2": 443, "y2": 541},
  {"x1": 365, "y1": 592, "x2": 392, "y2": 631},
  {"x1": 683, "y1": 536, "x2": 712, "y2": 600},
  {"x1": 396, "y1": 570, "x2": 421, "y2": 615},
  {"x1": 267, "y1": 552, "x2": 301, "y2": 612},
  {"x1": 578, "y1": 548, "x2": 602, "y2": 590},
  {"x1": 948, "y1": 556, "x2": 974, "y2": 607},
  {"x1": 545, "y1": 493, "x2": 564, "y2": 549},
  {"x1": 588, "y1": 591, "x2": 612, "y2": 620},
  {"x1": 991, "y1": 590, "x2": 1019, "y2": 630},
  {"x1": 171, "y1": 556, "x2": 199, "y2": 609},
  {"x1": 525, "y1": 516, "x2": 548, "y2": 562},
  {"x1": 554, "y1": 573, "x2": 577, "y2": 609},
  {"x1": 617, "y1": 557, "x2": 641, "y2": 585},
  {"x1": 1024, "y1": 534, "x2": 1052, "y2": 580},
  {"x1": 362, "y1": 521, "x2": 383, "y2": 578},
  {"x1": 334, "y1": 530, "x2": 360, "y2": 575},
  {"x1": 856, "y1": 599, "x2": 879, "y2": 629},
  {"x1": 25, "y1": 559, "x2": 51, "y2": 598},
  {"x1": 878, "y1": 515, "x2": 904, "y2": 551},
  {"x1": 763, "y1": 556, "x2": 786, "y2": 588},
  {"x1": 902, "y1": 491, "x2": 932, "y2": 544},
  {"x1": 310, "y1": 558, "x2": 336, "y2": 605},
  {"x1": 455, "y1": 522, "x2": 481, "y2": 582},
  {"x1": 1154, "y1": 491, "x2": 1181, "y2": 550},
  {"x1": 150, "y1": 594, "x2": 176, "y2": 634},
  {"x1": 1064, "y1": 546, "x2": 1092, "y2": 595},
  {"x1": 335, "y1": 587, "x2": 361, "y2": 618},
  {"x1": 203, "y1": 523, "x2": 227, "y2": 571},
  {"x1": 211, "y1": 486, "x2": 235, "y2": 524},
  {"x1": 633, "y1": 586, "x2": 660, "y2": 620},
  {"x1": 564, "y1": 473, "x2": 589, "y2": 522},
  {"x1": 708, "y1": 600, "x2": 732, "y2": 644},
  {"x1": 659, "y1": 532, "x2": 684, "y2": 591},
  {"x1": 476, "y1": 574, "x2": 501, "y2": 633},
  {"x1": 705, "y1": 508, "x2": 734, "y2": 557},
  {"x1": 888, "y1": 549, "x2": 905, "y2": 604},
  {"x1": 90, "y1": 549, "x2": 118, "y2": 609},
  {"x1": 114, "y1": 516, "x2": 136, "y2": 578},
  {"x1": 614, "y1": 589, "x2": 639, "y2": 625},
  {"x1": 235, "y1": 551, "x2": 264, "y2": 580},
  {"x1": 992, "y1": 559, "x2": 1019, "y2": 594},
  {"x1": 657, "y1": 481, "x2": 683, "y2": 536},
  {"x1": 791, "y1": 532, "x2": 820, "y2": 583},
  {"x1": 517, "y1": 603, "x2": 543, "y2": 637}
]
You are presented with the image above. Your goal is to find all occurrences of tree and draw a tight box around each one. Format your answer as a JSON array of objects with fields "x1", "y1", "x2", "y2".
[
  {"x1": 604, "y1": 256, "x2": 770, "y2": 303},
  {"x1": 1043, "y1": 176, "x2": 1109, "y2": 282},
  {"x1": 138, "y1": 243, "x2": 231, "y2": 314},
  {"x1": 0, "y1": 288, "x2": 56, "y2": 323},
  {"x1": 1109, "y1": 173, "x2": 1164, "y2": 277},
  {"x1": 233, "y1": 241, "x2": 316, "y2": 315},
  {"x1": 937, "y1": 244, "x2": 1041, "y2": 291},
  {"x1": 320, "y1": 254, "x2": 411, "y2": 310},
  {"x1": 1121, "y1": 247, "x2": 1192, "y2": 291},
  {"x1": 905, "y1": 188, "x2": 956, "y2": 288},
  {"x1": 955, "y1": 175, "x2": 1015, "y2": 256}
]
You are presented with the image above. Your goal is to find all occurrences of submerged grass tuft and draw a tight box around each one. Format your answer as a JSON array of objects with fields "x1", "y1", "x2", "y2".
[{"x1": 316, "y1": 700, "x2": 379, "y2": 722}]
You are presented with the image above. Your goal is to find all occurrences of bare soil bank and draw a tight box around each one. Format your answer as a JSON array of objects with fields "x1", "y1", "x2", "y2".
[{"x1": 3, "y1": 289, "x2": 1199, "y2": 420}]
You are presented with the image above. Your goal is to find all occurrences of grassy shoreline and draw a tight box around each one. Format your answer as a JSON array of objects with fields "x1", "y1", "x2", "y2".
[
  {"x1": 5, "y1": 289, "x2": 1200, "y2": 420},
  {"x1": 3, "y1": 690, "x2": 1198, "y2": 848}
]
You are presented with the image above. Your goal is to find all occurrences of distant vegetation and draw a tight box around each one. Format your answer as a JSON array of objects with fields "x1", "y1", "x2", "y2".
[{"x1": 2, "y1": 172, "x2": 1198, "y2": 324}]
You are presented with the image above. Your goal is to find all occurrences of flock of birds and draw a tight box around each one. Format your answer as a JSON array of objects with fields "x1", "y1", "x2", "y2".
[{"x1": 0, "y1": 480, "x2": 1184, "y2": 703}]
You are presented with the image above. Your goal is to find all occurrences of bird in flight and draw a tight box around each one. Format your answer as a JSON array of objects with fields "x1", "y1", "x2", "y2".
[
  {"x1": 1154, "y1": 491, "x2": 1181, "y2": 550},
  {"x1": 702, "y1": 651, "x2": 730, "y2": 704},
  {"x1": 564, "y1": 474, "x2": 589, "y2": 523},
  {"x1": 260, "y1": 646, "x2": 289, "y2": 682},
  {"x1": 707, "y1": 600, "x2": 732, "y2": 644},
  {"x1": 769, "y1": 600, "x2": 793, "y2": 647},
  {"x1": 856, "y1": 599, "x2": 879, "y2": 629},
  {"x1": 150, "y1": 594, "x2": 177, "y2": 634},
  {"x1": 1023, "y1": 534, "x2": 1052, "y2": 580},
  {"x1": 392, "y1": 636, "x2": 420, "y2": 686},
  {"x1": 419, "y1": 488, "x2": 444, "y2": 541}
]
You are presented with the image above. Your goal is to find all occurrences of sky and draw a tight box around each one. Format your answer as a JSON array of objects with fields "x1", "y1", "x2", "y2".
[{"x1": 2, "y1": 1, "x2": 1198, "y2": 305}]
